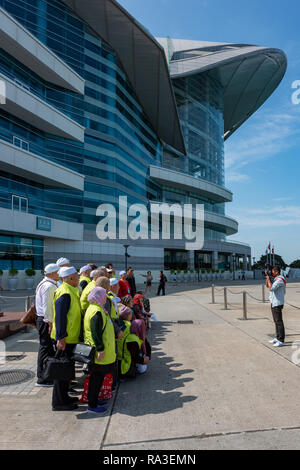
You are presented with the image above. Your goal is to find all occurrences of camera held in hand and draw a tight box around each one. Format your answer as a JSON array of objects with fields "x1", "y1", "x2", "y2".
[{"x1": 264, "y1": 264, "x2": 274, "y2": 283}]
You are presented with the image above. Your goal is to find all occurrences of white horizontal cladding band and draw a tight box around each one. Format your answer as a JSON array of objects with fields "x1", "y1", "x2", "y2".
[
  {"x1": 149, "y1": 165, "x2": 233, "y2": 203},
  {"x1": 0, "y1": 6, "x2": 85, "y2": 94},
  {"x1": 0, "y1": 139, "x2": 85, "y2": 191},
  {"x1": 0, "y1": 207, "x2": 83, "y2": 241},
  {"x1": 1, "y1": 73, "x2": 85, "y2": 142}
]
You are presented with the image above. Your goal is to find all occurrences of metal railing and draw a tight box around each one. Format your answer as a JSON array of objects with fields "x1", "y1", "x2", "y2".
[{"x1": 210, "y1": 283, "x2": 300, "y2": 320}]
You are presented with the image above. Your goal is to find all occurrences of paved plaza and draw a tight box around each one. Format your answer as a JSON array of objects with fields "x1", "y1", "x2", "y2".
[{"x1": 1, "y1": 280, "x2": 300, "y2": 450}]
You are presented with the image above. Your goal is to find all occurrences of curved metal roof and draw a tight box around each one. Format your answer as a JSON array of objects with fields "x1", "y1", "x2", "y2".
[
  {"x1": 157, "y1": 38, "x2": 287, "y2": 140},
  {"x1": 62, "y1": 0, "x2": 186, "y2": 154}
]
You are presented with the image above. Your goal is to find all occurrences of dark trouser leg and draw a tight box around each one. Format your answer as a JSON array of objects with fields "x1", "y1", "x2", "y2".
[
  {"x1": 162, "y1": 284, "x2": 165, "y2": 295},
  {"x1": 88, "y1": 363, "x2": 114, "y2": 408},
  {"x1": 52, "y1": 344, "x2": 75, "y2": 407},
  {"x1": 112, "y1": 358, "x2": 118, "y2": 388},
  {"x1": 36, "y1": 317, "x2": 55, "y2": 382},
  {"x1": 271, "y1": 305, "x2": 285, "y2": 343},
  {"x1": 157, "y1": 284, "x2": 162, "y2": 296}
]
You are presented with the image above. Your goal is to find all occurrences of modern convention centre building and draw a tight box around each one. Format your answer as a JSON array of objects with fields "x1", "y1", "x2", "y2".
[{"x1": 0, "y1": 0, "x2": 287, "y2": 275}]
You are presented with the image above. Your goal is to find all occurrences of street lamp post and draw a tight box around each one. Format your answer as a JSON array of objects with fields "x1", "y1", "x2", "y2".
[
  {"x1": 232, "y1": 254, "x2": 236, "y2": 281},
  {"x1": 123, "y1": 244, "x2": 130, "y2": 271},
  {"x1": 253, "y1": 257, "x2": 256, "y2": 280}
]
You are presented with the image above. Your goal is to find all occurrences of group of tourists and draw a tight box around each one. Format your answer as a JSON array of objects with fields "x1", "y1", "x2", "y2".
[{"x1": 35, "y1": 259, "x2": 156, "y2": 414}]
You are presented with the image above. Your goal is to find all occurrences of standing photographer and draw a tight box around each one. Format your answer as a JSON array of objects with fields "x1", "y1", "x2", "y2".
[{"x1": 266, "y1": 265, "x2": 286, "y2": 347}]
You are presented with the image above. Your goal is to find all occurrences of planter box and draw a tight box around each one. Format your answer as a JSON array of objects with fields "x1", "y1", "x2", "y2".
[
  {"x1": 25, "y1": 277, "x2": 35, "y2": 290},
  {"x1": 8, "y1": 277, "x2": 19, "y2": 290}
]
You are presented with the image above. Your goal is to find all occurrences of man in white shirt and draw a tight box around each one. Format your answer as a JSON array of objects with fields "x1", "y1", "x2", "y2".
[
  {"x1": 35, "y1": 263, "x2": 60, "y2": 386},
  {"x1": 266, "y1": 265, "x2": 286, "y2": 347}
]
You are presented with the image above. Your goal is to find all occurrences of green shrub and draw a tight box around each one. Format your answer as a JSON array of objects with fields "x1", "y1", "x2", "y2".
[
  {"x1": 25, "y1": 268, "x2": 36, "y2": 277},
  {"x1": 190, "y1": 269, "x2": 194, "y2": 273},
  {"x1": 184, "y1": 269, "x2": 188, "y2": 274},
  {"x1": 201, "y1": 269, "x2": 205, "y2": 274},
  {"x1": 0, "y1": 269, "x2": 3, "y2": 276},
  {"x1": 9, "y1": 268, "x2": 18, "y2": 276}
]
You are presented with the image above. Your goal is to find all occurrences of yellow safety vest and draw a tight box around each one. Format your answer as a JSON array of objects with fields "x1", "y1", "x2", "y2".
[
  {"x1": 79, "y1": 275, "x2": 91, "y2": 285},
  {"x1": 80, "y1": 280, "x2": 96, "y2": 311},
  {"x1": 107, "y1": 292, "x2": 119, "y2": 320},
  {"x1": 51, "y1": 282, "x2": 81, "y2": 344},
  {"x1": 117, "y1": 320, "x2": 143, "y2": 375},
  {"x1": 84, "y1": 303, "x2": 116, "y2": 365}
]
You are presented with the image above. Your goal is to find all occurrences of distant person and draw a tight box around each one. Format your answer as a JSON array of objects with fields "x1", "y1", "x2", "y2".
[
  {"x1": 126, "y1": 267, "x2": 136, "y2": 297},
  {"x1": 266, "y1": 265, "x2": 286, "y2": 347},
  {"x1": 157, "y1": 271, "x2": 167, "y2": 296},
  {"x1": 140, "y1": 271, "x2": 153, "y2": 295},
  {"x1": 106, "y1": 263, "x2": 116, "y2": 278},
  {"x1": 118, "y1": 271, "x2": 131, "y2": 298}
]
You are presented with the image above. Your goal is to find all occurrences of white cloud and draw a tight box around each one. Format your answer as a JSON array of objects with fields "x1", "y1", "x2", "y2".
[
  {"x1": 226, "y1": 171, "x2": 249, "y2": 182},
  {"x1": 229, "y1": 204, "x2": 300, "y2": 228},
  {"x1": 224, "y1": 106, "x2": 300, "y2": 179}
]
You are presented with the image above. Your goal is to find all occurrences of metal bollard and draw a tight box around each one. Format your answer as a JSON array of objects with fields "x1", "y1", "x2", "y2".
[
  {"x1": 224, "y1": 287, "x2": 228, "y2": 310},
  {"x1": 243, "y1": 291, "x2": 247, "y2": 320},
  {"x1": 262, "y1": 284, "x2": 266, "y2": 303},
  {"x1": 25, "y1": 296, "x2": 30, "y2": 312},
  {"x1": 211, "y1": 284, "x2": 215, "y2": 304}
]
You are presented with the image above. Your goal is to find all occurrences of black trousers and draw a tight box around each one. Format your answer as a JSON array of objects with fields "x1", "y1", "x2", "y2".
[
  {"x1": 271, "y1": 305, "x2": 285, "y2": 343},
  {"x1": 36, "y1": 317, "x2": 55, "y2": 382},
  {"x1": 88, "y1": 362, "x2": 115, "y2": 408},
  {"x1": 157, "y1": 283, "x2": 165, "y2": 296},
  {"x1": 52, "y1": 344, "x2": 75, "y2": 407}
]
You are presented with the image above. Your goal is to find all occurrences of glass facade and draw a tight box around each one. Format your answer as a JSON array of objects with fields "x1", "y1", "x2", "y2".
[
  {"x1": 0, "y1": 235, "x2": 43, "y2": 270},
  {"x1": 173, "y1": 73, "x2": 225, "y2": 187},
  {"x1": 0, "y1": 0, "x2": 243, "y2": 269},
  {"x1": 0, "y1": 0, "x2": 162, "y2": 232}
]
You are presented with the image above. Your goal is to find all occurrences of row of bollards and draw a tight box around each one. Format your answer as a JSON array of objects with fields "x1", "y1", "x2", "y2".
[{"x1": 211, "y1": 284, "x2": 267, "y2": 321}]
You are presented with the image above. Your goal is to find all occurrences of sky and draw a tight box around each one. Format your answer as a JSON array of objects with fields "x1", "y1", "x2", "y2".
[{"x1": 118, "y1": 0, "x2": 300, "y2": 265}]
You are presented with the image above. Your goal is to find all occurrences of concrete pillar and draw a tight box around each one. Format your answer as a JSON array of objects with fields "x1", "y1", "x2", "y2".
[
  {"x1": 243, "y1": 255, "x2": 247, "y2": 271},
  {"x1": 188, "y1": 251, "x2": 195, "y2": 270},
  {"x1": 212, "y1": 251, "x2": 218, "y2": 270}
]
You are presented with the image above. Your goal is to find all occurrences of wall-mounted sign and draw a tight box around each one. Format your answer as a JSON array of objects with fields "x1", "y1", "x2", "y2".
[{"x1": 36, "y1": 216, "x2": 51, "y2": 232}]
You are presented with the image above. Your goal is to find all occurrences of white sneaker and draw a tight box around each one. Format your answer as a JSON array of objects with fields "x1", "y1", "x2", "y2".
[
  {"x1": 273, "y1": 340, "x2": 285, "y2": 347},
  {"x1": 269, "y1": 339, "x2": 278, "y2": 344}
]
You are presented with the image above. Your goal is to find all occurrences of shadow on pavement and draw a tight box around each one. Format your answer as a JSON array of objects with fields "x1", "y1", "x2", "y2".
[{"x1": 108, "y1": 321, "x2": 197, "y2": 417}]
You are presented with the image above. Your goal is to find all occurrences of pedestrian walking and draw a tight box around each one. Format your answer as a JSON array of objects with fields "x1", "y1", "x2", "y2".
[
  {"x1": 140, "y1": 271, "x2": 153, "y2": 295},
  {"x1": 126, "y1": 267, "x2": 136, "y2": 297},
  {"x1": 157, "y1": 271, "x2": 167, "y2": 296},
  {"x1": 266, "y1": 265, "x2": 286, "y2": 347}
]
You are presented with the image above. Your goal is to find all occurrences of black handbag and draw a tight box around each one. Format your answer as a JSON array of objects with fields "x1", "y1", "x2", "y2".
[
  {"x1": 71, "y1": 343, "x2": 95, "y2": 365},
  {"x1": 42, "y1": 352, "x2": 75, "y2": 382}
]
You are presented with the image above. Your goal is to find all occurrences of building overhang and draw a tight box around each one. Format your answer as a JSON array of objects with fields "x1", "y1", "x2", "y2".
[
  {"x1": 0, "y1": 207, "x2": 83, "y2": 241},
  {"x1": 1, "y1": 73, "x2": 85, "y2": 142},
  {"x1": 204, "y1": 211, "x2": 238, "y2": 236},
  {"x1": 0, "y1": 140, "x2": 85, "y2": 191},
  {"x1": 62, "y1": 0, "x2": 186, "y2": 155},
  {"x1": 157, "y1": 38, "x2": 287, "y2": 140},
  {"x1": 149, "y1": 165, "x2": 232, "y2": 203},
  {"x1": 0, "y1": 6, "x2": 85, "y2": 94}
]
